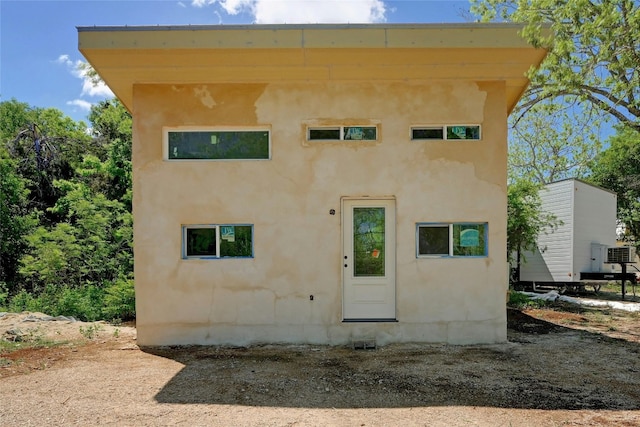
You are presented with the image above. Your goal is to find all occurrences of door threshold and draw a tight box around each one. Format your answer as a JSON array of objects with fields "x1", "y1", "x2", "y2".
[{"x1": 342, "y1": 318, "x2": 398, "y2": 323}]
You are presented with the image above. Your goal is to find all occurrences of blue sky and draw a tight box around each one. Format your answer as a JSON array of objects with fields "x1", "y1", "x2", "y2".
[{"x1": 0, "y1": 0, "x2": 472, "y2": 124}]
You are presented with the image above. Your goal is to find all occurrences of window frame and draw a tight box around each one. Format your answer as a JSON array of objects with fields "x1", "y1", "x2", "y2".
[
  {"x1": 307, "y1": 125, "x2": 378, "y2": 141},
  {"x1": 164, "y1": 126, "x2": 271, "y2": 161},
  {"x1": 182, "y1": 224, "x2": 254, "y2": 259},
  {"x1": 411, "y1": 125, "x2": 481, "y2": 141},
  {"x1": 416, "y1": 222, "x2": 488, "y2": 258}
]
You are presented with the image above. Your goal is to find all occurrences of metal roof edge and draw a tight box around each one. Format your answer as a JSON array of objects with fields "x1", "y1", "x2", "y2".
[{"x1": 77, "y1": 22, "x2": 531, "y2": 32}]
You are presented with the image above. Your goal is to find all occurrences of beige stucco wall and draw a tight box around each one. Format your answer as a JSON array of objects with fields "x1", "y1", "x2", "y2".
[{"x1": 133, "y1": 80, "x2": 508, "y2": 346}]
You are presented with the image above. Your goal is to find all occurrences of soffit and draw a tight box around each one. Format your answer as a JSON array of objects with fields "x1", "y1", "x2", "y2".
[{"x1": 78, "y1": 24, "x2": 549, "y2": 114}]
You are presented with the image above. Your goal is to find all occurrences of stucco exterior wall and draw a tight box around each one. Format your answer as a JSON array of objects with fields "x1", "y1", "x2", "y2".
[{"x1": 133, "y1": 80, "x2": 508, "y2": 346}]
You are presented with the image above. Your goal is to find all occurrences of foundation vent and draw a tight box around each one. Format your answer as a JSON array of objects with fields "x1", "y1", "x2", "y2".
[{"x1": 352, "y1": 339, "x2": 377, "y2": 350}]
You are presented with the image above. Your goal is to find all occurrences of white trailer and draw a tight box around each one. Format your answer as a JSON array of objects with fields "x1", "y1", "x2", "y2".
[{"x1": 517, "y1": 179, "x2": 620, "y2": 291}]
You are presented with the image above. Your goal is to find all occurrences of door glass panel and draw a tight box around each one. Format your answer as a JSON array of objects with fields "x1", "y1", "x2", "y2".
[{"x1": 353, "y1": 207, "x2": 385, "y2": 277}]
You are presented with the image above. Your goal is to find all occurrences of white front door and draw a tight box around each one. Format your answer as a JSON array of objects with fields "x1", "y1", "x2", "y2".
[{"x1": 342, "y1": 198, "x2": 396, "y2": 320}]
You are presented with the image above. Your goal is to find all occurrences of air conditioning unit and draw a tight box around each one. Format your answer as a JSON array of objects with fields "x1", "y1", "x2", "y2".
[{"x1": 606, "y1": 246, "x2": 636, "y2": 264}]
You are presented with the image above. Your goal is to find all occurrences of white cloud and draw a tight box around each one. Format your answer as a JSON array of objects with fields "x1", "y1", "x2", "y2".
[
  {"x1": 193, "y1": 0, "x2": 387, "y2": 23},
  {"x1": 56, "y1": 55, "x2": 114, "y2": 98},
  {"x1": 191, "y1": 0, "x2": 215, "y2": 7},
  {"x1": 66, "y1": 99, "x2": 93, "y2": 111},
  {"x1": 78, "y1": 73, "x2": 114, "y2": 98}
]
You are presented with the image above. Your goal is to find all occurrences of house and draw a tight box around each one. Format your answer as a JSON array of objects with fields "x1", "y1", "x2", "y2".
[
  {"x1": 78, "y1": 24, "x2": 548, "y2": 346},
  {"x1": 518, "y1": 179, "x2": 618, "y2": 287}
]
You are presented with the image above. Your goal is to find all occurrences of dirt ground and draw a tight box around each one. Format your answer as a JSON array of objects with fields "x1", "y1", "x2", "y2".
[{"x1": 1, "y1": 296, "x2": 640, "y2": 426}]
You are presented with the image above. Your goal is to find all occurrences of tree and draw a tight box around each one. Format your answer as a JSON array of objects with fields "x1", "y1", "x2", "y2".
[
  {"x1": 589, "y1": 126, "x2": 640, "y2": 247},
  {"x1": 19, "y1": 180, "x2": 132, "y2": 291},
  {"x1": 471, "y1": 0, "x2": 640, "y2": 132},
  {"x1": 0, "y1": 157, "x2": 37, "y2": 286},
  {"x1": 0, "y1": 99, "x2": 35, "y2": 144},
  {"x1": 79, "y1": 100, "x2": 132, "y2": 207},
  {"x1": 2, "y1": 102, "x2": 94, "y2": 219},
  {"x1": 507, "y1": 180, "x2": 559, "y2": 283},
  {"x1": 508, "y1": 101, "x2": 603, "y2": 184}
]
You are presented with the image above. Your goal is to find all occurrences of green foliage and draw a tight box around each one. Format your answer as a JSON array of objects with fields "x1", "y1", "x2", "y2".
[
  {"x1": 6, "y1": 280, "x2": 135, "y2": 322},
  {"x1": 3, "y1": 101, "x2": 94, "y2": 221},
  {"x1": 0, "y1": 327, "x2": 57, "y2": 355},
  {"x1": 83, "y1": 100, "x2": 132, "y2": 206},
  {"x1": 8, "y1": 285, "x2": 104, "y2": 321},
  {"x1": 0, "y1": 99, "x2": 34, "y2": 143},
  {"x1": 0, "y1": 98, "x2": 134, "y2": 321},
  {"x1": 507, "y1": 180, "x2": 560, "y2": 264},
  {"x1": 19, "y1": 180, "x2": 132, "y2": 290},
  {"x1": 589, "y1": 125, "x2": 640, "y2": 247},
  {"x1": 79, "y1": 323, "x2": 104, "y2": 340},
  {"x1": 0, "y1": 158, "x2": 37, "y2": 284},
  {"x1": 507, "y1": 291, "x2": 549, "y2": 309},
  {"x1": 102, "y1": 278, "x2": 136, "y2": 321},
  {"x1": 508, "y1": 102, "x2": 604, "y2": 184},
  {"x1": 471, "y1": 0, "x2": 640, "y2": 131},
  {"x1": 0, "y1": 282, "x2": 8, "y2": 309}
]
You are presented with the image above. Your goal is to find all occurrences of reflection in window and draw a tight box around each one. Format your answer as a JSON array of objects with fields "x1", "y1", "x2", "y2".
[
  {"x1": 446, "y1": 126, "x2": 481, "y2": 140},
  {"x1": 344, "y1": 127, "x2": 377, "y2": 140},
  {"x1": 353, "y1": 207, "x2": 385, "y2": 276},
  {"x1": 186, "y1": 227, "x2": 217, "y2": 257},
  {"x1": 411, "y1": 125, "x2": 481, "y2": 141},
  {"x1": 307, "y1": 126, "x2": 377, "y2": 141},
  {"x1": 168, "y1": 130, "x2": 270, "y2": 160},
  {"x1": 418, "y1": 225, "x2": 449, "y2": 256},
  {"x1": 453, "y1": 224, "x2": 486, "y2": 256},
  {"x1": 183, "y1": 225, "x2": 253, "y2": 258},
  {"x1": 417, "y1": 223, "x2": 487, "y2": 257}
]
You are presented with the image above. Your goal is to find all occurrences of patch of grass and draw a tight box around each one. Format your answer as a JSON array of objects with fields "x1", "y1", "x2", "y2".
[
  {"x1": 507, "y1": 291, "x2": 549, "y2": 309},
  {"x1": 0, "y1": 328, "x2": 59, "y2": 356},
  {"x1": 79, "y1": 323, "x2": 103, "y2": 340}
]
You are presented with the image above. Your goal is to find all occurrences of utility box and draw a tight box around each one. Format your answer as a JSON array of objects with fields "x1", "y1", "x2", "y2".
[{"x1": 519, "y1": 179, "x2": 617, "y2": 285}]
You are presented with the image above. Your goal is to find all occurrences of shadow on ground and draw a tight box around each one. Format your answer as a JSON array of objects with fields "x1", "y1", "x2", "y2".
[{"x1": 148, "y1": 309, "x2": 640, "y2": 410}]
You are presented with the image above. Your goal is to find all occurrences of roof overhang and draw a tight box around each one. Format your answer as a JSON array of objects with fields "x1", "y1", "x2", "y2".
[{"x1": 78, "y1": 23, "x2": 549, "y2": 114}]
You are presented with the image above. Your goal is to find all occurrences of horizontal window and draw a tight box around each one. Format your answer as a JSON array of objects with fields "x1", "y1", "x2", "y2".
[
  {"x1": 417, "y1": 223, "x2": 487, "y2": 257},
  {"x1": 412, "y1": 125, "x2": 481, "y2": 141},
  {"x1": 166, "y1": 129, "x2": 270, "y2": 160},
  {"x1": 411, "y1": 127, "x2": 444, "y2": 140},
  {"x1": 183, "y1": 224, "x2": 253, "y2": 259},
  {"x1": 308, "y1": 126, "x2": 377, "y2": 141}
]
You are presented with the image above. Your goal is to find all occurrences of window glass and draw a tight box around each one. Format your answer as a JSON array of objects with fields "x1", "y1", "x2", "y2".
[
  {"x1": 308, "y1": 128, "x2": 341, "y2": 140},
  {"x1": 184, "y1": 225, "x2": 253, "y2": 258},
  {"x1": 168, "y1": 130, "x2": 269, "y2": 160},
  {"x1": 417, "y1": 222, "x2": 488, "y2": 257},
  {"x1": 418, "y1": 225, "x2": 449, "y2": 256},
  {"x1": 412, "y1": 127, "x2": 444, "y2": 140},
  {"x1": 344, "y1": 127, "x2": 377, "y2": 141},
  {"x1": 307, "y1": 126, "x2": 377, "y2": 141},
  {"x1": 353, "y1": 207, "x2": 385, "y2": 276},
  {"x1": 446, "y1": 126, "x2": 480, "y2": 140},
  {"x1": 453, "y1": 224, "x2": 487, "y2": 256},
  {"x1": 220, "y1": 225, "x2": 253, "y2": 257},
  {"x1": 186, "y1": 227, "x2": 217, "y2": 257}
]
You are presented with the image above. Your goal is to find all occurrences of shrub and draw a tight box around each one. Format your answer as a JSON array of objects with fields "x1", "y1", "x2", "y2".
[
  {"x1": 8, "y1": 284, "x2": 105, "y2": 321},
  {"x1": 102, "y1": 278, "x2": 135, "y2": 321}
]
